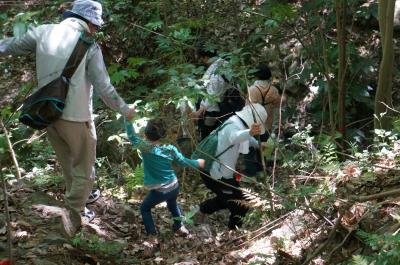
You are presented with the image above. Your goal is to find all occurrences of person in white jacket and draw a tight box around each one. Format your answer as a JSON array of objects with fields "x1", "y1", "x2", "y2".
[
  {"x1": 0, "y1": 0, "x2": 135, "y2": 236},
  {"x1": 198, "y1": 103, "x2": 267, "y2": 229},
  {"x1": 189, "y1": 47, "x2": 230, "y2": 139}
]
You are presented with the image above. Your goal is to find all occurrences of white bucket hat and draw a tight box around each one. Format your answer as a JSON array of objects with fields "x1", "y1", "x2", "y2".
[
  {"x1": 65, "y1": 0, "x2": 104, "y2": 27},
  {"x1": 235, "y1": 103, "x2": 268, "y2": 134}
]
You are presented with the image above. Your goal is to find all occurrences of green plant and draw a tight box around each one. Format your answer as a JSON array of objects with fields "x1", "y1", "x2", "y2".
[
  {"x1": 30, "y1": 174, "x2": 63, "y2": 187},
  {"x1": 282, "y1": 124, "x2": 318, "y2": 171},
  {"x1": 174, "y1": 206, "x2": 198, "y2": 225},
  {"x1": 72, "y1": 232, "x2": 127, "y2": 261},
  {"x1": 125, "y1": 163, "x2": 144, "y2": 195},
  {"x1": 351, "y1": 230, "x2": 400, "y2": 265}
]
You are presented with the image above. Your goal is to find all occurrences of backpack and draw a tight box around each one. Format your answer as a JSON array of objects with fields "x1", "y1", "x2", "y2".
[
  {"x1": 218, "y1": 75, "x2": 245, "y2": 120},
  {"x1": 191, "y1": 122, "x2": 234, "y2": 172}
]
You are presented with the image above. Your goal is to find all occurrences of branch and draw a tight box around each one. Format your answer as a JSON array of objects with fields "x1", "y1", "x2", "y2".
[
  {"x1": 352, "y1": 188, "x2": 400, "y2": 203},
  {"x1": 327, "y1": 209, "x2": 370, "y2": 263},
  {"x1": 0, "y1": 121, "x2": 21, "y2": 179},
  {"x1": 379, "y1": 101, "x2": 400, "y2": 114},
  {"x1": 1, "y1": 169, "x2": 12, "y2": 262},
  {"x1": 301, "y1": 211, "x2": 345, "y2": 265}
]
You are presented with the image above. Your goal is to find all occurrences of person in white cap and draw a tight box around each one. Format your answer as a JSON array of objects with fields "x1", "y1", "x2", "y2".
[
  {"x1": 197, "y1": 103, "x2": 267, "y2": 229},
  {"x1": 0, "y1": 0, "x2": 135, "y2": 236}
]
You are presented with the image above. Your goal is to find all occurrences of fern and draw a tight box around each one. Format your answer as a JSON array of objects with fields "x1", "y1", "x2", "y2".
[
  {"x1": 350, "y1": 255, "x2": 370, "y2": 265},
  {"x1": 125, "y1": 163, "x2": 144, "y2": 193},
  {"x1": 354, "y1": 230, "x2": 400, "y2": 265}
]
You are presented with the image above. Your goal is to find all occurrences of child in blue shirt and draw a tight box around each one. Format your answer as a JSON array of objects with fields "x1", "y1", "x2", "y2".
[{"x1": 125, "y1": 118, "x2": 205, "y2": 236}]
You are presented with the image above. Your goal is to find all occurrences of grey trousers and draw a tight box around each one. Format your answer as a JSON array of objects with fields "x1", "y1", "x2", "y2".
[{"x1": 47, "y1": 119, "x2": 96, "y2": 212}]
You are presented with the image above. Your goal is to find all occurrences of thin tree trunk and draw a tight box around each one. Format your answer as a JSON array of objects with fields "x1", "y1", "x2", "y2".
[
  {"x1": 0, "y1": 121, "x2": 21, "y2": 179},
  {"x1": 1, "y1": 169, "x2": 12, "y2": 262},
  {"x1": 375, "y1": 0, "x2": 395, "y2": 130},
  {"x1": 335, "y1": 0, "x2": 347, "y2": 144},
  {"x1": 319, "y1": 26, "x2": 335, "y2": 134}
]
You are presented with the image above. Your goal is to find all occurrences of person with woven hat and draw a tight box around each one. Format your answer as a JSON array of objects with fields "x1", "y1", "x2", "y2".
[
  {"x1": 197, "y1": 103, "x2": 267, "y2": 229},
  {"x1": 0, "y1": 0, "x2": 135, "y2": 237}
]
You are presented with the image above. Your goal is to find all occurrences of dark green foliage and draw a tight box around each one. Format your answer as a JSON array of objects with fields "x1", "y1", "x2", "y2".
[{"x1": 352, "y1": 230, "x2": 400, "y2": 265}]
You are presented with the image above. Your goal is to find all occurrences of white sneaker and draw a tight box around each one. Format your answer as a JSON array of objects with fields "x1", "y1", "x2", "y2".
[
  {"x1": 80, "y1": 207, "x2": 95, "y2": 222},
  {"x1": 175, "y1": 225, "x2": 190, "y2": 237},
  {"x1": 86, "y1": 189, "x2": 101, "y2": 204}
]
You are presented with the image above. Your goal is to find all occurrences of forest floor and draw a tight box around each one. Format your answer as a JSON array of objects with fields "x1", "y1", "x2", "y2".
[{"x1": 1, "y1": 148, "x2": 400, "y2": 265}]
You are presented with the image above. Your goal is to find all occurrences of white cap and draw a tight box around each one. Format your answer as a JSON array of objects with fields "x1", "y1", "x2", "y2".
[{"x1": 235, "y1": 103, "x2": 268, "y2": 134}]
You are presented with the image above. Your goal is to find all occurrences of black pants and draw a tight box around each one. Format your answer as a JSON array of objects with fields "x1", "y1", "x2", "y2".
[
  {"x1": 243, "y1": 133, "x2": 269, "y2": 176},
  {"x1": 199, "y1": 172, "x2": 249, "y2": 229}
]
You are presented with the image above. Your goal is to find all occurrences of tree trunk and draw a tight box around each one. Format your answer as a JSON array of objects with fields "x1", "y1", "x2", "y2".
[
  {"x1": 335, "y1": 0, "x2": 347, "y2": 143},
  {"x1": 375, "y1": 0, "x2": 395, "y2": 130}
]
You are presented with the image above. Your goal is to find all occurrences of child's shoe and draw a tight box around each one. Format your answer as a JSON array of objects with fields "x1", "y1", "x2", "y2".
[
  {"x1": 142, "y1": 234, "x2": 159, "y2": 257},
  {"x1": 175, "y1": 225, "x2": 191, "y2": 237}
]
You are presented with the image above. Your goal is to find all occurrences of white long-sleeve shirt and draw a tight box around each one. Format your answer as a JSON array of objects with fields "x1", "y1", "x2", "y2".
[
  {"x1": 0, "y1": 18, "x2": 129, "y2": 122},
  {"x1": 210, "y1": 115, "x2": 259, "y2": 179},
  {"x1": 200, "y1": 58, "x2": 230, "y2": 112}
]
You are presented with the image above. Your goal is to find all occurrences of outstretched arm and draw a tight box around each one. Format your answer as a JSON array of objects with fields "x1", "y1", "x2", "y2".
[
  {"x1": 171, "y1": 146, "x2": 203, "y2": 169},
  {"x1": 124, "y1": 118, "x2": 147, "y2": 149},
  {"x1": 0, "y1": 27, "x2": 38, "y2": 56},
  {"x1": 88, "y1": 45, "x2": 132, "y2": 118}
]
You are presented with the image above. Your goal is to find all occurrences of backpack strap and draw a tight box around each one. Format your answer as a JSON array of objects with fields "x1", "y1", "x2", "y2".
[
  {"x1": 214, "y1": 122, "x2": 234, "y2": 158},
  {"x1": 221, "y1": 74, "x2": 229, "y2": 84},
  {"x1": 255, "y1": 83, "x2": 273, "y2": 106},
  {"x1": 62, "y1": 33, "x2": 92, "y2": 80},
  {"x1": 255, "y1": 85, "x2": 266, "y2": 105},
  {"x1": 215, "y1": 144, "x2": 234, "y2": 159}
]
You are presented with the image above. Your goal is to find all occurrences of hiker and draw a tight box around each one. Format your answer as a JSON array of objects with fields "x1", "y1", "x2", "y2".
[
  {"x1": 0, "y1": 0, "x2": 135, "y2": 236},
  {"x1": 124, "y1": 117, "x2": 205, "y2": 237},
  {"x1": 243, "y1": 64, "x2": 285, "y2": 176},
  {"x1": 189, "y1": 46, "x2": 231, "y2": 140},
  {"x1": 248, "y1": 64, "x2": 284, "y2": 136},
  {"x1": 197, "y1": 103, "x2": 268, "y2": 229}
]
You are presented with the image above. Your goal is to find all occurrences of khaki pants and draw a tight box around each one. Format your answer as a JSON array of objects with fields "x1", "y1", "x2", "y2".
[{"x1": 47, "y1": 119, "x2": 96, "y2": 212}]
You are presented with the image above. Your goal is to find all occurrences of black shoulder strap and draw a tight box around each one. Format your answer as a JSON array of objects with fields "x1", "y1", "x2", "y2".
[
  {"x1": 214, "y1": 122, "x2": 234, "y2": 158},
  {"x1": 256, "y1": 83, "x2": 272, "y2": 105},
  {"x1": 215, "y1": 144, "x2": 234, "y2": 159},
  {"x1": 221, "y1": 74, "x2": 229, "y2": 84},
  {"x1": 62, "y1": 34, "x2": 92, "y2": 79},
  {"x1": 255, "y1": 85, "x2": 266, "y2": 105}
]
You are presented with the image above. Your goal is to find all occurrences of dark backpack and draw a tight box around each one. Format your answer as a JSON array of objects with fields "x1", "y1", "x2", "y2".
[
  {"x1": 191, "y1": 122, "x2": 233, "y2": 172},
  {"x1": 218, "y1": 75, "x2": 245, "y2": 119}
]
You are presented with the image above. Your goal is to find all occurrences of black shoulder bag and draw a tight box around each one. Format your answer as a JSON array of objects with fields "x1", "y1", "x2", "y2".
[{"x1": 19, "y1": 34, "x2": 91, "y2": 130}]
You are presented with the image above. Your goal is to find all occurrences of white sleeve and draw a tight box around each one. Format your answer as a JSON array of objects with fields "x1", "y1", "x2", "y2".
[
  {"x1": 87, "y1": 44, "x2": 130, "y2": 116},
  {"x1": 200, "y1": 74, "x2": 226, "y2": 110},
  {"x1": 0, "y1": 26, "x2": 39, "y2": 56}
]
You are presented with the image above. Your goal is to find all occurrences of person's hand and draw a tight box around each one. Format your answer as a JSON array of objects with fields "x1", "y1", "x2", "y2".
[
  {"x1": 249, "y1": 123, "x2": 262, "y2": 136},
  {"x1": 189, "y1": 106, "x2": 205, "y2": 119},
  {"x1": 125, "y1": 107, "x2": 136, "y2": 121},
  {"x1": 197, "y1": 159, "x2": 206, "y2": 169},
  {"x1": 189, "y1": 110, "x2": 202, "y2": 119}
]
